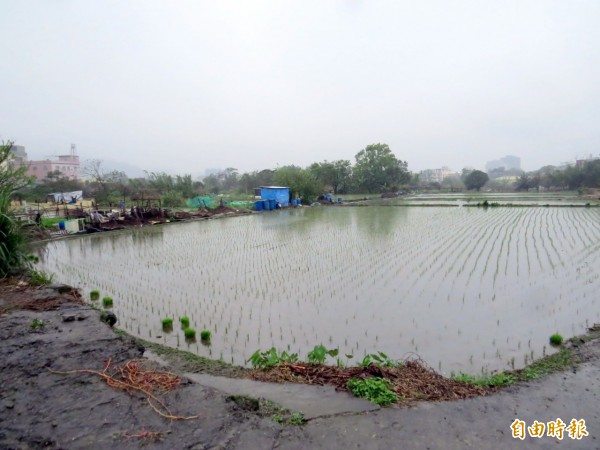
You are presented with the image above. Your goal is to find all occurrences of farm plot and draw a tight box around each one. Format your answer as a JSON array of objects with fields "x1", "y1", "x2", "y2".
[{"x1": 36, "y1": 206, "x2": 600, "y2": 375}]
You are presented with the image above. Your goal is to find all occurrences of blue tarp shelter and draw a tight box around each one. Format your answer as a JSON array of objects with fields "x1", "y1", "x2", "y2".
[
  {"x1": 260, "y1": 186, "x2": 290, "y2": 207},
  {"x1": 47, "y1": 191, "x2": 83, "y2": 203}
]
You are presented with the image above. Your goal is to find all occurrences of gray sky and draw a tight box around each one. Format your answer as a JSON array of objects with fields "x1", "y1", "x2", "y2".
[{"x1": 1, "y1": 0, "x2": 599, "y2": 176}]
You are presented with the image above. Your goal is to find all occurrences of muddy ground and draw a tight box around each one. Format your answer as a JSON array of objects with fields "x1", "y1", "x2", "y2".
[{"x1": 0, "y1": 283, "x2": 598, "y2": 449}]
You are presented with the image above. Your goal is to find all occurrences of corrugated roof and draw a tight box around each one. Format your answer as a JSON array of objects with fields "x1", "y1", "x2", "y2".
[{"x1": 259, "y1": 186, "x2": 290, "y2": 189}]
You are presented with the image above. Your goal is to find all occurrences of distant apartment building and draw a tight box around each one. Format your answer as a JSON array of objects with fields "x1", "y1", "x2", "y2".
[
  {"x1": 419, "y1": 167, "x2": 454, "y2": 184},
  {"x1": 485, "y1": 155, "x2": 521, "y2": 172},
  {"x1": 10, "y1": 144, "x2": 81, "y2": 181}
]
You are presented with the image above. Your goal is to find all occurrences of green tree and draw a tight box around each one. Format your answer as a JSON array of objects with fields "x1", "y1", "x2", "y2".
[
  {"x1": 273, "y1": 166, "x2": 322, "y2": 203},
  {"x1": 219, "y1": 168, "x2": 239, "y2": 192},
  {"x1": 0, "y1": 141, "x2": 35, "y2": 276},
  {"x1": 174, "y1": 174, "x2": 196, "y2": 198},
  {"x1": 463, "y1": 170, "x2": 489, "y2": 191},
  {"x1": 309, "y1": 160, "x2": 352, "y2": 194},
  {"x1": 203, "y1": 173, "x2": 221, "y2": 194},
  {"x1": 238, "y1": 169, "x2": 275, "y2": 194},
  {"x1": 353, "y1": 143, "x2": 409, "y2": 193},
  {"x1": 146, "y1": 171, "x2": 174, "y2": 193}
]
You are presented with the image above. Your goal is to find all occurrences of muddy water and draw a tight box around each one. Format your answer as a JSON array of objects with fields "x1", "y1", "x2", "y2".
[{"x1": 37, "y1": 206, "x2": 600, "y2": 375}]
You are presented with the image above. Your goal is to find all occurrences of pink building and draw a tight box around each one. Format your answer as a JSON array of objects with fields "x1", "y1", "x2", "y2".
[{"x1": 12, "y1": 145, "x2": 81, "y2": 181}]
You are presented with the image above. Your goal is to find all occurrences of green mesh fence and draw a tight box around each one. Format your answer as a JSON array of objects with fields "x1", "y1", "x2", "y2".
[{"x1": 186, "y1": 196, "x2": 213, "y2": 208}]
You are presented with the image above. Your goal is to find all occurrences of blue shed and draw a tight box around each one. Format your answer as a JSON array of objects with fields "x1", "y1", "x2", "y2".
[{"x1": 260, "y1": 186, "x2": 290, "y2": 207}]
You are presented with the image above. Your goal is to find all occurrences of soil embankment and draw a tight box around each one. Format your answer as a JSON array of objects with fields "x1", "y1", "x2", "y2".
[{"x1": 1, "y1": 281, "x2": 598, "y2": 449}]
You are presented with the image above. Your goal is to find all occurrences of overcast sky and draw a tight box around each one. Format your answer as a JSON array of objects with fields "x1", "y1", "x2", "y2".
[{"x1": 1, "y1": 0, "x2": 599, "y2": 176}]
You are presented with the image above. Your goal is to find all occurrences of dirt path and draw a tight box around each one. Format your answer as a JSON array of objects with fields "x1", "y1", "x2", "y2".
[{"x1": 0, "y1": 287, "x2": 597, "y2": 449}]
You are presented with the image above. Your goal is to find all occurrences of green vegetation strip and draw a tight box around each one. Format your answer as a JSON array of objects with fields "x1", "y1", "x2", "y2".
[
  {"x1": 452, "y1": 348, "x2": 577, "y2": 388},
  {"x1": 110, "y1": 329, "x2": 592, "y2": 408}
]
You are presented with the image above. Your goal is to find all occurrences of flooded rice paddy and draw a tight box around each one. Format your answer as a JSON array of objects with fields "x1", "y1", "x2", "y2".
[{"x1": 37, "y1": 205, "x2": 600, "y2": 375}]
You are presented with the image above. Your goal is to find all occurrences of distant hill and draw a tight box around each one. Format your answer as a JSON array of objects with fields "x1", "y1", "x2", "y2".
[{"x1": 100, "y1": 158, "x2": 146, "y2": 178}]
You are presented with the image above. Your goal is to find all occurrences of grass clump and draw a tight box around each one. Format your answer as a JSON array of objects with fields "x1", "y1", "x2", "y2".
[
  {"x1": 162, "y1": 318, "x2": 174, "y2": 328},
  {"x1": 454, "y1": 348, "x2": 576, "y2": 388},
  {"x1": 184, "y1": 328, "x2": 196, "y2": 339},
  {"x1": 516, "y1": 348, "x2": 575, "y2": 380},
  {"x1": 273, "y1": 411, "x2": 306, "y2": 426},
  {"x1": 346, "y1": 377, "x2": 398, "y2": 406},
  {"x1": 102, "y1": 296, "x2": 113, "y2": 307},
  {"x1": 90, "y1": 290, "x2": 100, "y2": 301},
  {"x1": 28, "y1": 269, "x2": 54, "y2": 286},
  {"x1": 549, "y1": 333, "x2": 563, "y2": 346},
  {"x1": 200, "y1": 330, "x2": 211, "y2": 341},
  {"x1": 180, "y1": 316, "x2": 190, "y2": 328}
]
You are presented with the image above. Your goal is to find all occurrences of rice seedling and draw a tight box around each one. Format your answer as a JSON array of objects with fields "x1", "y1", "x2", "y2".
[
  {"x1": 200, "y1": 330, "x2": 211, "y2": 342},
  {"x1": 30, "y1": 202, "x2": 600, "y2": 373},
  {"x1": 102, "y1": 296, "x2": 113, "y2": 307},
  {"x1": 184, "y1": 328, "x2": 196, "y2": 339},
  {"x1": 180, "y1": 316, "x2": 190, "y2": 328},
  {"x1": 549, "y1": 333, "x2": 563, "y2": 346},
  {"x1": 90, "y1": 290, "x2": 100, "y2": 301},
  {"x1": 162, "y1": 318, "x2": 174, "y2": 329}
]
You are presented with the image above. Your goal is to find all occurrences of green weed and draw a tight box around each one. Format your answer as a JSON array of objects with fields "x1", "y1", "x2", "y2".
[
  {"x1": 359, "y1": 351, "x2": 402, "y2": 368},
  {"x1": 28, "y1": 269, "x2": 54, "y2": 286},
  {"x1": 248, "y1": 347, "x2": 299, "y2": 369},
  {"x1": 289, "y1": 412, "x2": 305, "y2": 425},
  {"x1": 272, "y1": 411, "x2": 305, "y2": 426},
  {"x1": 516, "y1": 348, "x2": 574, "y2": 379},
  {"x1": 307, "y1": 344, "x2": 338, "y2": 365},
  {"x1": 30, "y1": 318, "x2": 45, "y2": 329},
  {"x1": 451, "y1": 371, "x2": 515, "y2": 387},
  {"x1": 347, "y1": 377, "x2": 398, "y2": 406}
]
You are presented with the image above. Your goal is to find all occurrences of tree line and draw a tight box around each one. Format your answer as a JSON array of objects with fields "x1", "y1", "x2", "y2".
[
  {"x1": 12, "y1": 140, "x2": 600, "y2": 208},
  {"x1": 15, "y1": 143, "x2": 412, "y2": 206}
]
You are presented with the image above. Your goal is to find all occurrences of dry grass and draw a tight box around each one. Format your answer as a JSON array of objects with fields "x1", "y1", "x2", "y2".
[{"x1": 248, "y1": 358, "x2": 491, "y2": 404}]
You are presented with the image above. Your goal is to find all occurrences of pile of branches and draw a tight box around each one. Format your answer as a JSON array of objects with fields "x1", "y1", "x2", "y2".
[
  {"x1": 249, "y1": 359, "x2": 491, "y2": 403},
  {"x1": 52, "y1": 358, "x2": 197, "y2": 420}
]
